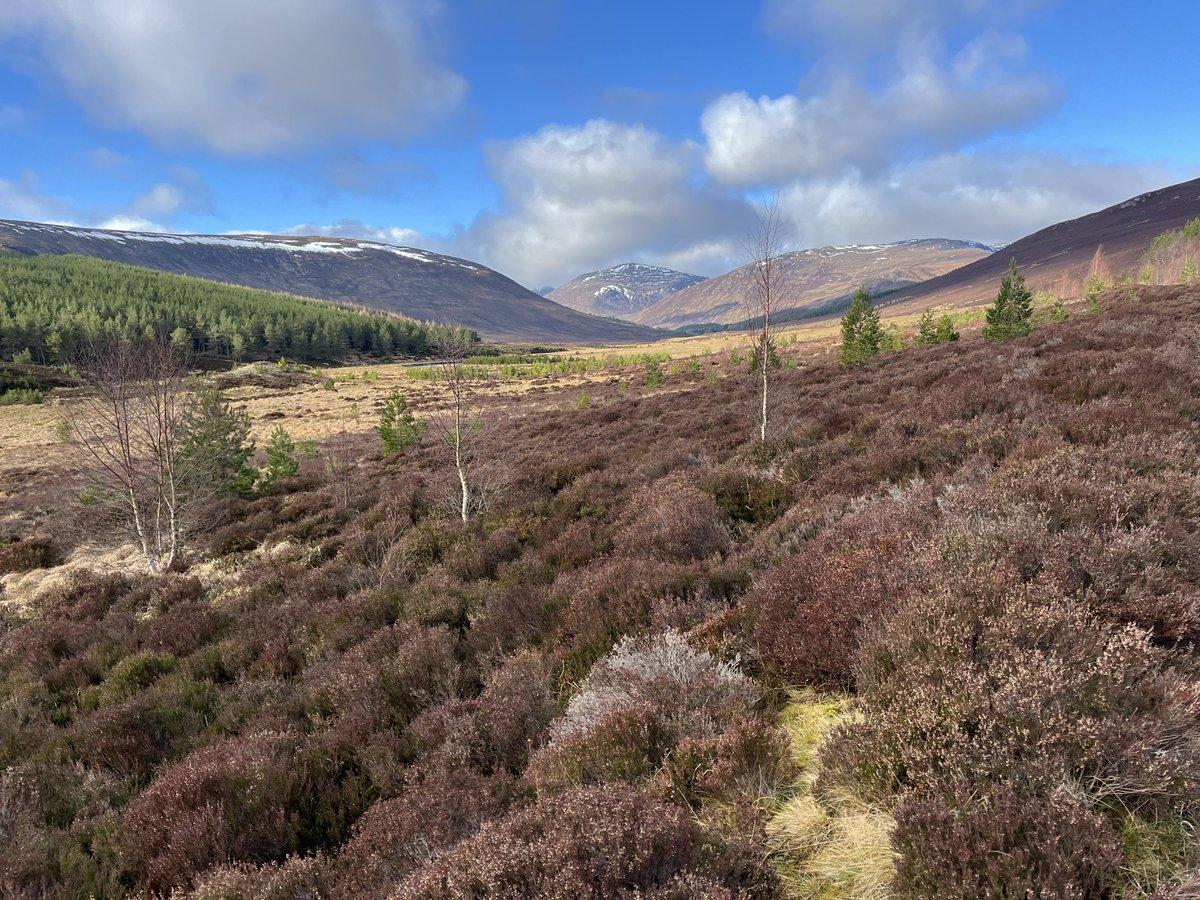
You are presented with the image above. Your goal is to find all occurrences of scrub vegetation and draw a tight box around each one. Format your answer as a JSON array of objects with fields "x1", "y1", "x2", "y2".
[{"x1": 2, "y1": 278, "x2": 1200, "y2": 898}]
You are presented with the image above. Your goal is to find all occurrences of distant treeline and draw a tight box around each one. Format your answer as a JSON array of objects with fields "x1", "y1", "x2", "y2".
[{"x1": 0, "y1": 254, "x2": 476, "y2": 365}]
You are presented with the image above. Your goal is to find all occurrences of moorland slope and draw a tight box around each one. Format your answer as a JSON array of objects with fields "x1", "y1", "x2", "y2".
[{"x1": 1, "y1": 284, "x2": 1199, "y2": 897}]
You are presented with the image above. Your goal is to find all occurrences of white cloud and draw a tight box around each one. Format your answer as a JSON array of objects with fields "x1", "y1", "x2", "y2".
[
  {"x1": 453, "y1": 119, "x2": 758, "y2": 287},
  {"x1": 97, "y1": 215, "x2": 169, "y2": 233},
  {"x1": 702, "y1": 33, "x2": 1057, "y2": 186},
  {"x1": 283, "y1": 220, "x2": 425, "y2": 247},
  {"x1": 1, "y1": 0, "x2": 465, "y2": 155},
  {"x1": 776, "y1": 151, "x2": 1170, "y2": 247},
  {"x1": 0, "y1": 169, "x2": 77, "y2": 223},
  {"x1": 687, "y1": 0, "x2": 1152, "y2": 255},
  {"x1": 0, "y1": 165, "x2": 214, "y2": 233}
]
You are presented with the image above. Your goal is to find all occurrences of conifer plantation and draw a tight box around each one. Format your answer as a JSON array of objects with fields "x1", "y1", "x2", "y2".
[{"x1": 0, "y1": 254, "x2": 473, "y2": 365}]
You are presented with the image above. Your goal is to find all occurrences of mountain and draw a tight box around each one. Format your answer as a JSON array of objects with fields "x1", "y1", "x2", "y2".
[
  {"x1": 0, "y1": 253, "x2": 464, "y2": 366},
  {"x1": 881, "y1": 176, "x2": 1200, "y2": 313},
  {"x1": 0, "y1": 221, "x2": 664, "y2": 345},
  {"x1": 547, "y1": 263, "x2": 707, "y2": 319},
  {"x1": 632, "y1": 239, "x2": 993, "y2": 329}
]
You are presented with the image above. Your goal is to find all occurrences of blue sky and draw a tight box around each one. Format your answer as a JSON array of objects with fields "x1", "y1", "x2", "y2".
[{"x1": 0, "y1": 0, "x2": 1196, "y2": 289}]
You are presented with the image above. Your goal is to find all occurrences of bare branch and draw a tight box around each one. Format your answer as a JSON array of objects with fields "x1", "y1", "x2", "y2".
[
  {"x1": 743, "y1": 195, "x2": 787, "y2": 443},
  {"x1": 60, "y1": 337, "x2": 202, "y2": 573},
  {"x1": 427, "y1": 327, "x2": 488, "y2": 522}
]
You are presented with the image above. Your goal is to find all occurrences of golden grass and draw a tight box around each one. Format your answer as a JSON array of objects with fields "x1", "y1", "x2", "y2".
[
  {"x1": 767, "y1": 690, "x2": 897, "y2": 900},
  {"x1": 0, "y1": 542, "x2": 146, "y2": 613},
  {"x1": 0, "y1": 287, "x2": 1016, "y2": 491}
]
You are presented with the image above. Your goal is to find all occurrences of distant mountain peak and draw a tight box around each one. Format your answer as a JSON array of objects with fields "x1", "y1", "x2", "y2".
[
  {"x1": 547, "y1": 262, "x2": 707, "y2": 320},
  {"x1": 808, "y1": 238, "x2": 997, "y2": 256}
]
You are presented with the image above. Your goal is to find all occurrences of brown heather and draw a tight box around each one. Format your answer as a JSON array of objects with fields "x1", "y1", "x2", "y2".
[{"x1": 1, "y1": 284, "x2": 1199, "y2": 896}]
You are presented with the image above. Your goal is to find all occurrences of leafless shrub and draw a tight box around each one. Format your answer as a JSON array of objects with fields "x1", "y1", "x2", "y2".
[
  {"x1": 746, "y1": 495, "x2": 932, "y2": 688},
  {"x1": 333, "y1": 770, "x2": 514, "y2": 899},
  {"x1": 115, "y1": 731, "x2": 295, "y2": 894},
  {"x1": 61, "y1": 339, "x2": 205, "y2": 572}
]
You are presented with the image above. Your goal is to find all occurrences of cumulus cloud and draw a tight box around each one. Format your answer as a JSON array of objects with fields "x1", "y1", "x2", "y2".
[
  {"x1": 776, "y1": 151, "x2": 1170, "y2": 247},
  {"x1": 283, "y1": 220, "x2": 425, "y2": 247},
  {"x1": 97, "y1": 215, "x2": 169, "y2": 233},
  {"x1": 703, "y1": 33, "x2": 1057, "y2": 186},
  {"x1": 677, "y1": 0, "x2": 1161, "y2": 255},
  {"x1": 453, "y1": 119, "x2": 758, "y2": 287},
  {"x1": 1, "y1": 0, "x2": 465, "y2": 155}
]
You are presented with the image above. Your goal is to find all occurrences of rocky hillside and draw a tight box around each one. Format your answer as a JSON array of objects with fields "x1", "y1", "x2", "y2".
[
  {"x1": 0, "y1": 221, "x2": 664, "y2": 345},
  {"x1": 633, "y1": 239, "x2": 992, "y2": 329},
  {"x1": 547, "y1": 263, "x2": 706, "y2": 319}
]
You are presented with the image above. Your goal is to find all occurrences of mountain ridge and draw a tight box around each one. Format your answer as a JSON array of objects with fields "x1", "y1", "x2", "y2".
[
  {"x1": 0, "y1": 220, "x2": 665, "y2": 345},
  {"x1": 546, "y1": 263, "x2": 707, "y2": 319},
  {"x1": 632, "y1": 238, "x2": 992, "y2": 329}
]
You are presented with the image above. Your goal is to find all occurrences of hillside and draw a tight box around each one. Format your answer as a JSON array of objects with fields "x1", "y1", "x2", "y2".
[
  {"x1": 0, "y1": 254, "x2": 468, "y2": 365},
  {"x1": 2, "y1": 284, "x2": 1199, "y2": 897},
  {"x1": 883, "y1": 175, "x2": 1200, "y2": 313},
  {"x1": 633, "y1": 238, "x2": 992, "y2": 329},
  {"x1": 546, "y1": 263, "x2": 706, "y2": 319},
  {"x1": 0, "y1": 221, "x2": 664, "y2": 345}
]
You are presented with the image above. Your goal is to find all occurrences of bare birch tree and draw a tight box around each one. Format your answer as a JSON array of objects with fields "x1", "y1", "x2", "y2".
[
  {"x1": 61, "y1": 339, "x2": 203, "y2": 573},
  {"x1": 744, "y1": 197, "x2": 784, "y2": 443},
  {"x1": 430, "y1": 329, "x2": 485, "y2": 522}
]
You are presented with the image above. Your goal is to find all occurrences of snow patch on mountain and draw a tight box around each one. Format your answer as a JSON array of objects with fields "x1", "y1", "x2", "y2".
[{"x1": 0, "y1": 220, "x2": 480, "y2": 269}]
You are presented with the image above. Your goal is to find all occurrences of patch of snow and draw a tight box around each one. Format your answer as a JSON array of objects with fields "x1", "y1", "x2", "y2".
[{"x1": 0, "y1": 219, "x2": 481, "y2": 268}]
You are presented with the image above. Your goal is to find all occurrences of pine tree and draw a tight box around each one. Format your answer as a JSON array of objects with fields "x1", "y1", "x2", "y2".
[
  {"x1": 747, "y1": 336, "x2": 780, "y2": 375},
  {"x1": 915, "y1": 311, "x2": 937, "y2": 347},
  {"x1": 840, "y1": 286, "x2": 883, "y2": 365},
  {"x1": 644, "y1": 359, "x2": 665, "y2": 387},
  {"x1": 982, "y1": 259, "x2": 1034, "y2": 342},
  {"x1": 180, "y1": 385, "x2": 258, "y2": 497},
  {"x1": 377, "y1": 389, "x2": 426, "y2": 457},
  {"x1": 262, "y1": 426, "x2": 300, "y2": 486},
  {"x1": 934, "y1": 314, "x2": 959, "y2": 344}
]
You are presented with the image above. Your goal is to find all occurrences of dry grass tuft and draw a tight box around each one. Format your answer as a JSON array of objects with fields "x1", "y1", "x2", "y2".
[{"x1": 768, "y1": 691, "x2": 896, "y2": 899}]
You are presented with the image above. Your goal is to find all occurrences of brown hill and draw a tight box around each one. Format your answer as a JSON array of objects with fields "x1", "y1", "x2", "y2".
[
  {"x1": 547, "y1": 263, "x2": 706, "y2": 319},
  {"x1": 882, "y1": 176, "x2": 1200, "y2": 314},
  {"x1": 0, "y1": 220, "x2": 665, "y2": 345},
  {"x1": 633, "y1": 239, "x2": 992, "y2": 329}
]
